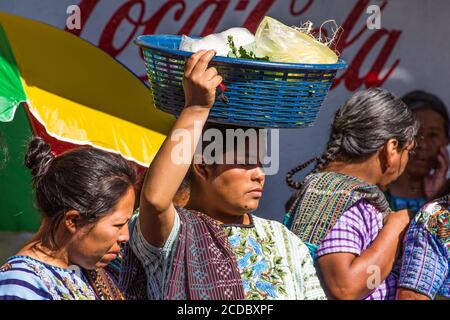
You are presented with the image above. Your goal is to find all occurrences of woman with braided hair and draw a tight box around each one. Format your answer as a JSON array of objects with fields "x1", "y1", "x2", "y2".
[{"x1": 284, "y1": 88, "x2": 420, "y2": 300}]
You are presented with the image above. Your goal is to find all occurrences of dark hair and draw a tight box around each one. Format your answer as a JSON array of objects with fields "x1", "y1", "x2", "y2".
[
  {"x1": 286, "y1": 88, "x2": 420, "y2": 189},
  {"x1": 177, "y1": 122, "x2": 263, "y2": 205},
  {"x1": 402, "y1": 90, "x2": 449, "y2": 136},
  {"x1": 25, "y1": 137, "x2": 137, "y2": 246}
]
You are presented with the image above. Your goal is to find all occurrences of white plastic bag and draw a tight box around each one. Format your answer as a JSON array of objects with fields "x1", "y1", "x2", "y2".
[
  {"x1": 254, "y1": 16, "x2": 338, "y2": 64},
  {"x1": 179, "y1": 27, "x2": 255, "y2": 57}
]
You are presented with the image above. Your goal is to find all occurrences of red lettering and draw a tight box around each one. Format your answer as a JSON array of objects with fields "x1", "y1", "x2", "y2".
[
  {"x1": 141, "y1": 0, "x2": 186, "y2": 35},
  {"x1": 331, "y1": 0, "x2": 400, "y2": 90},
  {"x1": 333, "y1": 29, "x2": 401, "y2": 90},
  {"x1": 333, "y1": 0, "x2": 370, "y2": 53},
  {"x1": 332, "y1": 0, "x2": 388, "y2": 52},
  {"x1": 178, "y1": 0, "x2": 229, "y2": 36},
  {"x1": 99, "y1": 0, "x2": 146, "y2": 57},
  {"x1": 242, "y1": 0, "x2": 276, "y2": 33},
  {"x1": 290, "y1": 0, "x2": 314, "y2": 16},
  {"x1": 235, "y1": 0, "x2": 250, "y2": 11},
  {"x1": 69, "y1": 0, "x2": 402, "y2": 90}
]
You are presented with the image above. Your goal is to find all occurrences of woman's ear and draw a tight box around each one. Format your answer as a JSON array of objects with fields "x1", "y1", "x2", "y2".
[
  {"x1": 192, "y1": 163, "x2": 209, "y2": 181},
  {"x1": 64, "y1": 210, "x2": 82, "y2": 235},
  {"x1": 384, "y1": 139, "x2": 400, "y2": 170}
]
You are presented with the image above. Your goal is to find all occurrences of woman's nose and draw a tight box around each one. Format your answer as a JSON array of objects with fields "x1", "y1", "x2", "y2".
[
  {"x1": 417, "y1": 135, "x2": 429, "y2": 150},
  {"x1": 118, "y1": 223, "x2": 130, "y2": 243},
  {"x1": 252, "y1": 166, "x2": 265, "y2": 183}
]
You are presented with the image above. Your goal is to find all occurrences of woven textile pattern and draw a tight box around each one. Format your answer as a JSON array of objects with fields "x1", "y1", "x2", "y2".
[
  {"x1": 167, "y1": 207, "x2": 244, "y2": 300},
  {"x1": 288, "y1": 172, "x2": 391, "y2": 245}
]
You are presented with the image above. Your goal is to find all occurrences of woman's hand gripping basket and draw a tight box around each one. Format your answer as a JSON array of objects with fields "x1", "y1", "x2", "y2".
[{"x1": 135, "y1": 18, "x2": 346, "y2": 128}]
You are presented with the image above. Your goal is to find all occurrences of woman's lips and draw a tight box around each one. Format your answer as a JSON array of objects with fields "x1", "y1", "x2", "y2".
[
  {"x1": 248, "y1": 188, "x2": 263, "y2": 197},
  {"x1": 105, "y1": 251, "x2": 119, "y2": 258}
]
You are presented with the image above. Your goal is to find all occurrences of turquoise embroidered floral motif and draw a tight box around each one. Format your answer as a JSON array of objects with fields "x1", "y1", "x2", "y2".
[{"x1": 226, "y1": 227, "x2": 287, "y2": 299}]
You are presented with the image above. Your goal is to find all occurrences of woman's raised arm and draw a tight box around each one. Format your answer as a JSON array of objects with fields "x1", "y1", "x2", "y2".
[{"x1": 139, "y1": 49, "x2": 222, "y2": 247}]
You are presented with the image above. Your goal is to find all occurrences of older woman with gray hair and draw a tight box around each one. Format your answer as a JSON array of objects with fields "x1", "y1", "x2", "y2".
[
  {"x1": 284, "y1": 88, "x2": 420, "y2": 300},
  {"x1": 386, "y1": 90, "x2": 450, "y2": 214}
]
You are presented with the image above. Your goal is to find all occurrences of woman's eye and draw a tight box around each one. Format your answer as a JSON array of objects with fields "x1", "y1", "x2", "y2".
[
  {"x1": 426, "y1": 131, "x2": 444, "y2": 139},
  {"x1": 114, "y1": 223, "x2": 126, "y2": 228}
]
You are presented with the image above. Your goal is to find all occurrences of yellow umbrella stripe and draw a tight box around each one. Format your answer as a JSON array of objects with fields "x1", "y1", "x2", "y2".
[{"x1": 0, "y1": 12, "x2": 174, "y2": 166}]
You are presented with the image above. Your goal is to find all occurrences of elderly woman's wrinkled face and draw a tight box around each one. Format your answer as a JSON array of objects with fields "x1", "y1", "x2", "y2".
[{"x1": 406, "y1": 109, "x2": 449, "y2": 177}]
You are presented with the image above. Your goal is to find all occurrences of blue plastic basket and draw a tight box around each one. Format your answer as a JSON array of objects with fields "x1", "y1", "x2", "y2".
[{"x1": 135, "y1": 35, "x2": 346, "y2": 128}]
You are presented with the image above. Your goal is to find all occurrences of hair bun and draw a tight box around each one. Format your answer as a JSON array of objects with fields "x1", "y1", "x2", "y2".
[{"x1": 25, "y1": 137, "x2": 54, "y2": 182}]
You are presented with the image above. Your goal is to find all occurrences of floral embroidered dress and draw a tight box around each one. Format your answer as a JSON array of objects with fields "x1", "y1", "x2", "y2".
[
  {"x1": 0, "y1": 256, "x2": 96, "y2": 300},
  {"x1": 130, "y1": 211, "x2": 326, "y2": 300}
]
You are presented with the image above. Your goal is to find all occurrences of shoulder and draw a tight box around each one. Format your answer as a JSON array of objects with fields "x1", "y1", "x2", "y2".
[
  {"x1": 0, "y1": 256, "x2": 53, "y2": 300},
  {"x1": 348, "y1": 199, "x2": 377, "y2": 213},
  {"x1": 252, "y1": 216, "x2": 310, "y2": 254},
  {"x1": 252, "y1": 215, "x2": 290, "y2": 233},
  {"x1": 339, "y1": 199, "x2": 378, "y2": 224},
  {"x1": 414, "y1": 198, "x2": 450, "y2": 240}
]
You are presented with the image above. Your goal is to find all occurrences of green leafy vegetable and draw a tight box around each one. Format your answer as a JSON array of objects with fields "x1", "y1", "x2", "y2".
[{"x1": 227, "y1": 35, "x2": 269, "y2": 61}]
